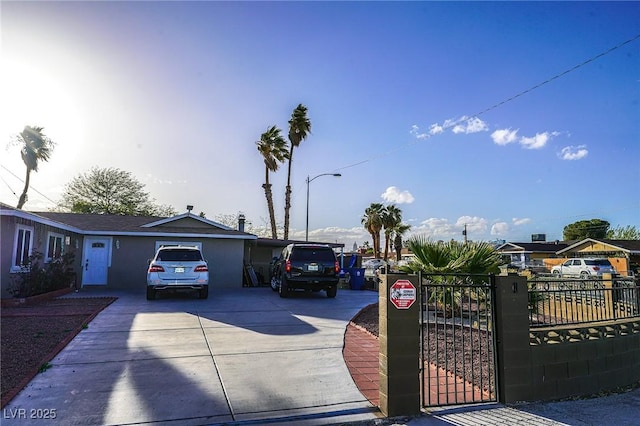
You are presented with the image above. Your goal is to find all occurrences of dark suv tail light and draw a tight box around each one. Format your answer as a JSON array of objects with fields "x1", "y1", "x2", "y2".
[
  {"x1": 593, "y1": 266, "x2": 600, "y2": 271},
  {"x1": 149, "y1": 265, "x2": 164, "y2": 273},
  {"x1": 334, "y1": 261, "x2": 340, "y2": 273},
  {"x1": 285, "y1": 259, "x2": 291, "y2": 273},
  {"x1": 194, "y1": 265, "x2": 208, "y2": 272}
]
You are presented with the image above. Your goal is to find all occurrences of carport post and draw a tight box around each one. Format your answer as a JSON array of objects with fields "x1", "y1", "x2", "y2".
[{"x1": 378, "y1": 272, "x2": 421, "y2": 417}]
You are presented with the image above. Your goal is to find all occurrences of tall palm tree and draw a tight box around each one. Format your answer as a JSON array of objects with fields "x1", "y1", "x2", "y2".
[
  {"x1": 15, "y1": 126, "x2": 55, "y2": 209},
  {"x1": 361, "y1": 203, "x2": 385, "y2": 259},
  {"x1": 382, "y1": 204, "x2": 402, "y2": 261},
  {"x1": 392, "y1": 222, "x2": 412, "y2": 263},
  {"x1": 256, "y1": 126, "x2": 289, "y2": 239},
  {"x1": 283, "y1": 104, "x2": 311, "y2": 240}
]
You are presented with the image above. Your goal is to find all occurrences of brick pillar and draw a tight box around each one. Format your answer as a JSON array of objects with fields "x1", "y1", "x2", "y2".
[
  {"x1": 378, "y1": 272, "x2": 421, "y2": 417},
  {"x1": 494, "y1": 274, "x2": 533, "y2": 403}
]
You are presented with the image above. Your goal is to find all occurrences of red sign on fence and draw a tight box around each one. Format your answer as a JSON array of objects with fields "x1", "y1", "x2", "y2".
[{"x1": 389, "y1": 279, "x2": 416, "y2": 309}]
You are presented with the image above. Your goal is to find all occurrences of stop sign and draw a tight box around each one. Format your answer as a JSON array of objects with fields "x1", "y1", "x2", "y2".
[{"x1": 389, "y1": 279, "x2": 416, "y2": 309}]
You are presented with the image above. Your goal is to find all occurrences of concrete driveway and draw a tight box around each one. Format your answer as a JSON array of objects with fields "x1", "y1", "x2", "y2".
[{"x1": 3, "y1": 287, "x2": 381, "y2": 425}]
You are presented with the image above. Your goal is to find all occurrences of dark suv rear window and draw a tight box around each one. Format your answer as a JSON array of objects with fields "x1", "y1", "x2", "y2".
[
  {"x1": 157, "y1": 249, "x2": 203, "y2": 262},
  {"x1": 290, "y1": 248, "x2": 336, "y2": 263}
]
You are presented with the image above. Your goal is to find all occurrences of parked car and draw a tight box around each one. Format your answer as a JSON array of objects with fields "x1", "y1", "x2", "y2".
[
  {"x1": 270, "y1": 243, "x2": 339, "y2": 298},
  {"x1": 363, "y1": 259, "x2": 387, "y2": 283},
  {"x1": 551, "y1": 258, "x2": 616, "y2": 278},
  {"x1": 146, "y1": 246, "x2": 209, "y2": 300}
]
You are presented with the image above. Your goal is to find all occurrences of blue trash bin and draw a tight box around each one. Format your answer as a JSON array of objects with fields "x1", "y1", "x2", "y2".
[{"x1": 349, "y1": 268, "x2": 366, "y2": 290}]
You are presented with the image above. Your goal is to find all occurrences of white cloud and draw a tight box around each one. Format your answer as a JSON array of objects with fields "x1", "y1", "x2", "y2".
[
  {"x1": 414, "y1": 218, "x2": 457, "y2": 238},
  {"x1": 410, "y1": 124, "x2": 429, "y2": 140},
  {"x1": 512, "y1": 217, "x2": 531, "y2": 226},
  {"x1": 559, "y1": 145, "x2": 588, "y2": 160},
  {"x1": 429, "y1": 123, "x2": 444, "y2": 135},
  {"x1": 491, "y1": 222, "x2": 509, "y2": 235},
  {"x1": 491, "y1": 128, "x2": 519, "y2": 145},
  {"x1": 520, "y1": 132, "x2": 551, "y2": 149},
  {"x1": 452, "y1": 116, "x2": 488, "y2": 134},
  {"x1": 455, "y1": 216, "x2": 488, "y2": 233},
  {"x1": 381, "y1": 186, "x2": 415, "y2": 204},
  {"x1": 411, "y1": 216, "x2": 488, "y2": 240}
]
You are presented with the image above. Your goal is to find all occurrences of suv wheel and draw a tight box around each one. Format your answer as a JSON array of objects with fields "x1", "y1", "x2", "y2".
[
  {"x1": 146, "y1": 287, "x2": 156, "y2": 300},
  {"x1": 580, "y1": 271, "x2": 590, "y2": 279},
  {"x1": 199, "y1": 286, "x2": 209, "y2": 299},
  {"x1": 270, "y1": 276, "x2": 279, "y2": 292},
  {"x1": 326, "y1": 286, "x2": 337, "y2": 298},
  {"x1": 279, "y1": 276, "x2": 289, "y2": 298}
]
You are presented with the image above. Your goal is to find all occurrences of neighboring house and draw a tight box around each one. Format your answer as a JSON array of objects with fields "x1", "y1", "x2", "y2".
[
  {"x1": 495, "y1": 241, "x2": 570, "y2": 268},
  {"x1": 556, "y1": 238, "x2": 640, "y2": 276},
  {"x1": 1, "y1": 203, "x2": 257, "y2": 298}
]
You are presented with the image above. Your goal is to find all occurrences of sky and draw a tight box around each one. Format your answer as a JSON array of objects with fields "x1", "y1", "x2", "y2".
[{"x1": 1, "y1": 1, "x2": 639, "y2": 249}]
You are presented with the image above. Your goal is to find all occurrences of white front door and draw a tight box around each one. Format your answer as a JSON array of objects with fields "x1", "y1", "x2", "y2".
[{"x1": 82, "y1": 237, "x2": 111, "y2": 286}]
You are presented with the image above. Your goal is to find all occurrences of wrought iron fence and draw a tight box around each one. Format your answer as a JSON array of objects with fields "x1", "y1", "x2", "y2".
[
  {"x1": 528, "y1": 276, "x2": 640, "y2": 327},
  {"x1": 419, "y1": 272, "x2": 498, "y2": 407}
]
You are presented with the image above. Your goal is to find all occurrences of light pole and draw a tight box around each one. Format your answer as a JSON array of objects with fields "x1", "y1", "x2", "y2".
[{"x1": 306, "y1": 173, "x2": 341, "y2": 241}]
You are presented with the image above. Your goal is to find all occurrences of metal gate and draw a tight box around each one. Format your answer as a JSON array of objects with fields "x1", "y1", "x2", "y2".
[{"x1": 419, "y1": 272, "x2": 498, "y2": 407}]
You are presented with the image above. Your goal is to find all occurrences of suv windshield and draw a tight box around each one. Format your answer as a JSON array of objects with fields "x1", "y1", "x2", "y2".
[
  {"x1": 157, "y1": 249, "x2": 203, "y2": 262},
  {"x1": 290, "y1": 248, "x2": 336, "y2": 262}
]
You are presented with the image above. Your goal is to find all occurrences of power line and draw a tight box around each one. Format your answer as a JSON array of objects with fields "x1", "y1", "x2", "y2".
[
  {"x1": 334, "y1": 32, "x2": 640, "y2": 173},
  {"x1": 0, "y1": 164, "x2": 59, "y2": 206},
  {"x1": 1, "y1": 175, "x2": 19, "y2": 199}
]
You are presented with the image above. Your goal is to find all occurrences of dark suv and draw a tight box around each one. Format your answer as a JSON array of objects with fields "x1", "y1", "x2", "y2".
[{"x1": 270, "y1": 244, "x2": 339, "y2": 298}]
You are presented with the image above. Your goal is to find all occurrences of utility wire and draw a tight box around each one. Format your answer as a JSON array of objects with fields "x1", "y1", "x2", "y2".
[
  {"x1": 0, "y1": 164, "x2": 59, "y2": 206},
  {"x1": 334, "y1": 32, "x2": 640, "y2": 173}
]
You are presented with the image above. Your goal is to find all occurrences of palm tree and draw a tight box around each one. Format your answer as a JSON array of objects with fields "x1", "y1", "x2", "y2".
[
  {"x1": 361, "y1": 203, "x2": 385, "y2": 259},
  {"x1": 404, "y1": 236, "x2": 502, "y2": 316},
  {"x1": 382, "y1": 204, "x2": 402, "y2": 261},
  {"x1": 392, "y1": 222, "x2": 412, "y2": 263},
  {"x1": 15, "y1": 126, "x2": 55, "y2": 209},
  {"x1": 256, "y1": 126, "x2": 289, "y2": 239},
  {"x1": 283, "y1": 104, "x2": 311, "y2": 240}
]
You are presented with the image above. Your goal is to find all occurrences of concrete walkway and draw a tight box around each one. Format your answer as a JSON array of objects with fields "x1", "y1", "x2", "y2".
[
  {"x1": 4, "y1": 286, "x2": 640, "y2": 426},
  {"x1": 2, "y1": 287, "x2": 381, "y2": 425}
]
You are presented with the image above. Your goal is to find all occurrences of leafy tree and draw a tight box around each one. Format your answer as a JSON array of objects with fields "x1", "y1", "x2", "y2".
[
  {"x1": 59, "y1": 167, "x2": 176, "y2": 216},
  {"x1": 563, "y1": 219, "x2": 610, "y2": 240},
  {"x1": 381, "y1": 204, "x2": 402, "y2": 261},
  {"x1": 283, "y1": 104, "x2": 311, "y2": 240},
  {"x1": 606, "y1": 225, "x2": 640, "y2": 240},
  {"x1": 256, "y1": 125, "x2": 288, "y2": 239},
  {"x1": 13, "y1": 126, "x2": 55, "y2": 209},
  {"x1": 362, "y1": 203, "x2": 384, "y2": 259}
]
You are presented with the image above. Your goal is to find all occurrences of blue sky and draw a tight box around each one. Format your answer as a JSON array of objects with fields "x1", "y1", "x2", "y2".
[{"x1": 1, "y1": 1, "x2": 639, "y2": 247}]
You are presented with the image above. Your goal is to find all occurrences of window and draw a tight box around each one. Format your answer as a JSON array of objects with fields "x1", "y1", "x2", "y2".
[
  {"x1": 12, "y1": 225, "x2": 34, "y2": 271},
  {"x1": 46, "y1": 232, "x2": 65, "y2": 262}
]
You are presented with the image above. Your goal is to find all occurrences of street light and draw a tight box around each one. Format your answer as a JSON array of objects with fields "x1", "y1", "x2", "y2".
[{"x1": 306, "y1": 173, "x2": 341, "y2": 241}]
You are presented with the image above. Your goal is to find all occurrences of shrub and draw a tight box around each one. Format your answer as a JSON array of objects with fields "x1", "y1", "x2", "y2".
[{"x1": 9, "y1": 251, "x2": 76, "y2": 298}]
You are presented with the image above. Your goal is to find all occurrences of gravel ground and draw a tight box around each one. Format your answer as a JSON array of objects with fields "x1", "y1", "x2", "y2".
[
  {"x1": 1, "y1": 297, "x2": 116, "y2": 406},
  {"x1": 351, "y1": 302, "x2": 494, "y2": 392}
]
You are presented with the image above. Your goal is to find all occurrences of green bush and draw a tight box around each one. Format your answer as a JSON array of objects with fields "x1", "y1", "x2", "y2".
[{"x1": 9, "y1": 251, "x2": 76, "y2": 298}]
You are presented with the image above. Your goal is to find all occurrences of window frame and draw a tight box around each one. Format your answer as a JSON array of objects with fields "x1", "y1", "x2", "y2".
[
  {"x1": 45, "y1": 231, "x2": 65, "y2": 262},
  {"x1": 12, "y1": 224, "x2": 34, "y2": 272}
]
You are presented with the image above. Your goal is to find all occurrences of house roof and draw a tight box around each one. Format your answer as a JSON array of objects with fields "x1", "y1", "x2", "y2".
[
  {"x1": 0, "y1": 203, "x2": 256, "y2": 240},
  {"x1": 495, "y1": 241, "x2": 571, "y2": 254},
  {"x1": 557, "y1": 238, "x2": 640, "y2": 255}
]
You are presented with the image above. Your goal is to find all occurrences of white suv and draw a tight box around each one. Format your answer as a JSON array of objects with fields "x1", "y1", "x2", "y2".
[
  {"x1": 551, "y1": 258, "x2": 616, "y2": 278},
  {"x1": 147, "y1": 246, "x2": 209, "y2": 300}
]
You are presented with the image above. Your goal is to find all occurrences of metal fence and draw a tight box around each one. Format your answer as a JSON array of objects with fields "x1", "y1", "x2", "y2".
[
  {"x1": 528, "y1": 276, "x2": 640, "y2": 327},
  {"x1": 419, "y1": 272, "x2": 498, "y2": 407}
]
